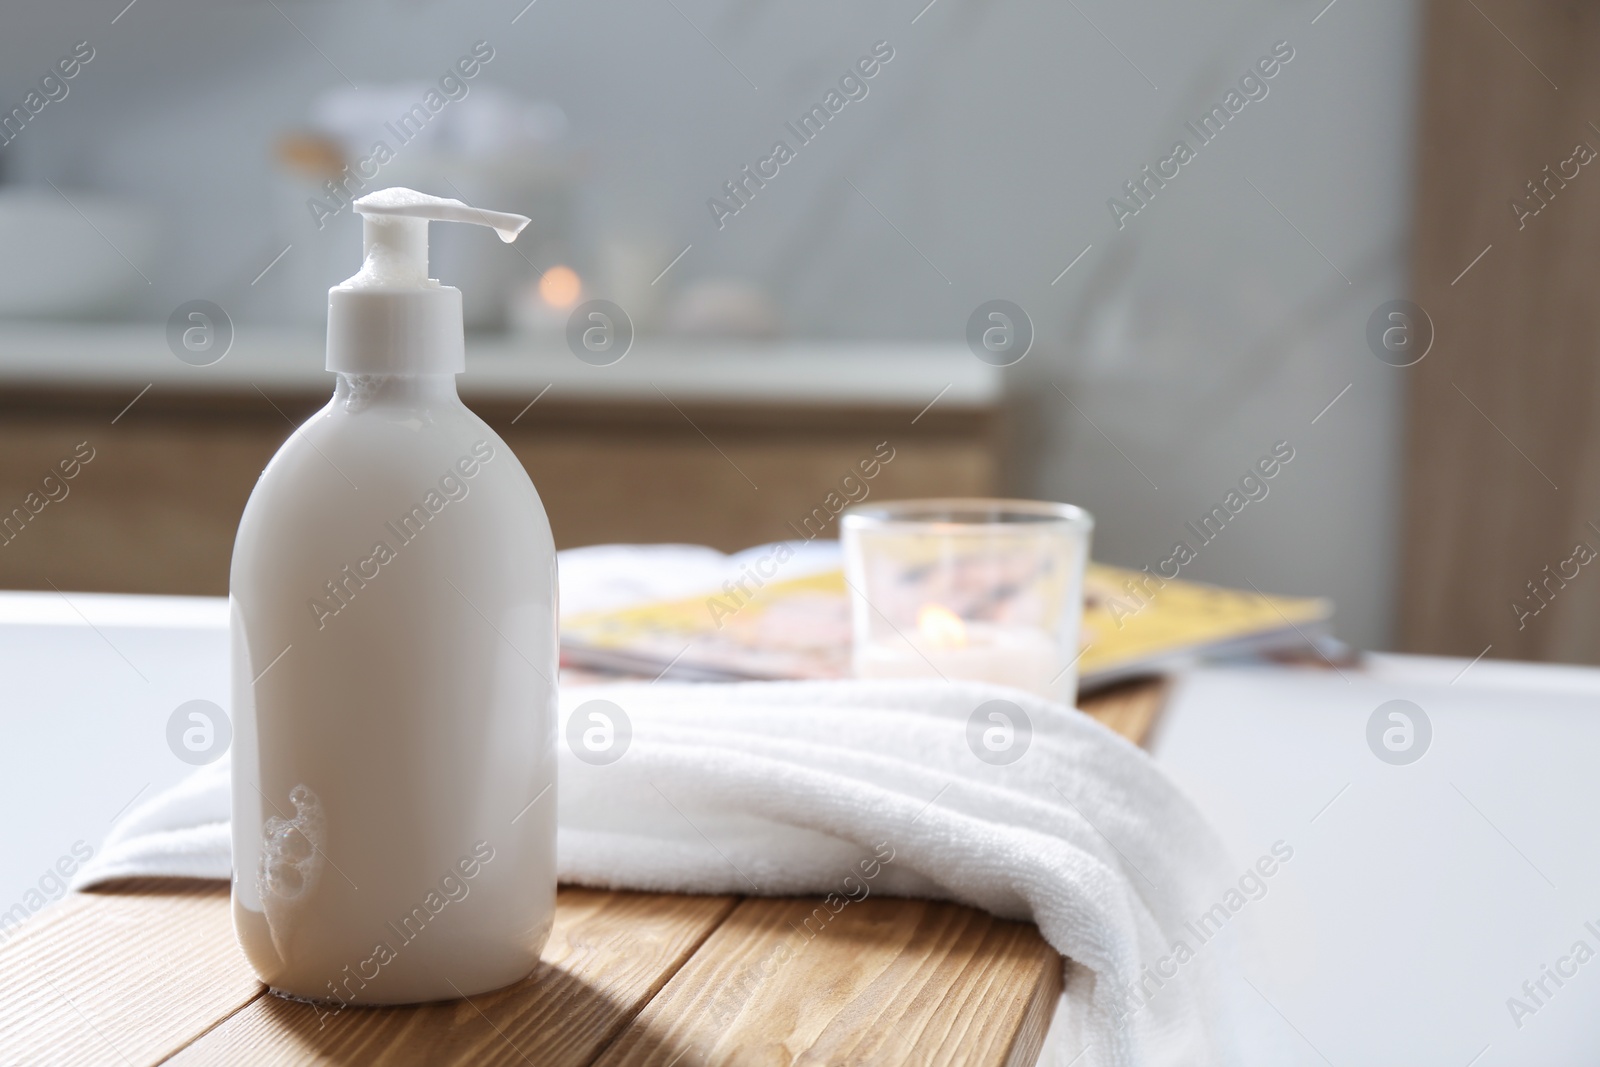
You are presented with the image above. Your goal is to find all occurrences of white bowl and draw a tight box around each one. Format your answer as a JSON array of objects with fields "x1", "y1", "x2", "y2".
[{"x1": 0, "y1": 188, "x2": 157, "y2": 319}]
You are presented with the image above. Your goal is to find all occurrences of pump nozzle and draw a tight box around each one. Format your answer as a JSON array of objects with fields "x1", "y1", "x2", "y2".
[
  {"x1": 327, "y1": 187, "x2": 532, "y2": 375},
  {"x1": 346, "y1": 187, "x2": 531, "y2": 289}
]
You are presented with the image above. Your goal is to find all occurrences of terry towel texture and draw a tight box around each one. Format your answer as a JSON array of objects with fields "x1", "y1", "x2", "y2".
[{"x1": 78, "y1": 678, "x2": 1235, "y2": 1066}]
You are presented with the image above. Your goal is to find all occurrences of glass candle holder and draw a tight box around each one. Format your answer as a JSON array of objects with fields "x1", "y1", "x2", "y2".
[{"x1": 840, "y1": 498, "x2": 1094, "y2": 704}]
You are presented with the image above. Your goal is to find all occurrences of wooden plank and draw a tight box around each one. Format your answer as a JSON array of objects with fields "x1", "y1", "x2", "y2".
[
  {"x1": 0, "y1": 879, "x2": 259, "y2": 1067},
  {"x1": 591, "y1": 896, "x2": 1062, "y2": 1067},
  {"x1": 584, "y1": 683, "x2": 1163, "y2": 1067},
  {"x1": 163, "y1": 888, "x2": 737, "y2": 1067},
  {"x1": 1079, "y1": 676, "x2": 1165, "y2": 747}
]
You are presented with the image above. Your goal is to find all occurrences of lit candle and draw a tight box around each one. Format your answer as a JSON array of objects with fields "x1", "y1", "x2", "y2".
[
  {"x1": 841, "y1": 498, "x2": 1094, "y2": 704},
  {"x1": 510, "y1": 264, "x2": 583, "y2": 337},
  {"x1": 853, "y1": 603, "x2": 1065, "y2": 699}
]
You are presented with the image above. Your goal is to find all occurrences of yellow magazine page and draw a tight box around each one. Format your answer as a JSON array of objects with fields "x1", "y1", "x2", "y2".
[
  {"x1": 561, "y1": 569, "x2": 852, "y2": 679},
  {"x1": 1078, "y1": 564, "x2": 1331, "y2": 684},
  {"x1": 561, "y1": 563, "x2": 1331, "y2": 686}
]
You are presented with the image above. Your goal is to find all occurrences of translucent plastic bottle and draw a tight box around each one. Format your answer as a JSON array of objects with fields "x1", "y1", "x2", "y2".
[{"x1": 229, "y1": 189, "x2": 557, "y2": 1007}]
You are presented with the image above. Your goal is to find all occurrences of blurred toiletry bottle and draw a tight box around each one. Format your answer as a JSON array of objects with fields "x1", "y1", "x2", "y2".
[{"x1": 229, "y1": 188, "x2": 557, "y2": 1004}]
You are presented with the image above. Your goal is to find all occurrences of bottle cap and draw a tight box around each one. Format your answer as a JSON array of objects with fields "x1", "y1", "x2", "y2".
[{"x1": 326, "y1": 187, "x2": 530, "y2": 374}]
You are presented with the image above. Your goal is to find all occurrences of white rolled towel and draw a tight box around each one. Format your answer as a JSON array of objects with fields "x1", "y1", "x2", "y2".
[{"x1": 77, "y1": 677, "x2": 1235, "y2": 1067}]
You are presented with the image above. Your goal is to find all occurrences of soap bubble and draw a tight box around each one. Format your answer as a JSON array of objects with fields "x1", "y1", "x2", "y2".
[
  {"x1": 1365, "y1": 299, "x2": 1432, "y2": 367},
  {"x1": 567, "y1": 698, "x2": 632, "y2": 765},
  {"x1": 1366, "y1": 699, "x2": 1431, "y2": 765},
  {"x1": 165, "y1": 300, "x2": 234, "y2": 367},
  {"x1": 966, "y1": 699, "x2": 1032, "y2": 766},
  {"x1": 966, "y1": 300, "x2": 1032, "y2": 367},
  {"x1": 257, "y1": 784, "x2": 327, "y2": 960},
  {"x1": 567, "y1": 300, "x2": 633, "y2": 366},
  {"x1": 165, "y1": 699, "x2": 231, "y2": 764}
]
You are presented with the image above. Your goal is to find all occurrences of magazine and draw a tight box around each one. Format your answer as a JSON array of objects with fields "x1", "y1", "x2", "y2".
[{"x1": 560, "y1": 562, "x2": 1333, "y2": 691}]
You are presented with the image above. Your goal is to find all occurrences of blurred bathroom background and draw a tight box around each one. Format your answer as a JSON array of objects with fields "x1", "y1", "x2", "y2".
[{"x1": 0, "y1": 0, "x2": 1421, "y2": 652}]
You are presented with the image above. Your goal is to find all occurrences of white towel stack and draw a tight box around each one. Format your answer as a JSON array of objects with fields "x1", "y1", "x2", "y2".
[{"x1": 78, "y1": 678, "x2": 1235, "y2": 1066}]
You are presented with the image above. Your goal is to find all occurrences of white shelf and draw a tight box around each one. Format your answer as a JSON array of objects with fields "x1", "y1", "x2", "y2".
[{"x1": 0, "y1": 324, "x2": 999, "y2": 408}]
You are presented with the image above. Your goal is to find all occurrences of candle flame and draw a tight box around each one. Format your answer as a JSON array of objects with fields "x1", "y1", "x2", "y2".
[
  {"x1": 917, "y1": 604, "x2": 967, "y2": 648},
  {"x1": 538, "y1": 265, "x2": 582, "y2": 309}
]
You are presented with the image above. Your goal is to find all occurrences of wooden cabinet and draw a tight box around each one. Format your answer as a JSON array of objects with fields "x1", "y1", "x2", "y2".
[
  {"x1": 1402, "y1": 0, "x2": 1600, "y2": 662},
  {"x1": 0, "y1": 336, "x2": 998, "y2": 595}
]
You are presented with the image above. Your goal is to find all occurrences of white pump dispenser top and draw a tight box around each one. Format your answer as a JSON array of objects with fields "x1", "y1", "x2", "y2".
[{"x1": 326, "y1": 187, "x2": 531, "y2": 376}]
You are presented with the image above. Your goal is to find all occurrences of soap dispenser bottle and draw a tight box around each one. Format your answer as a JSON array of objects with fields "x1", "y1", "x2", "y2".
[{"x1": 230, "y1": 188, "x2": 557, "y2": 1005}]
